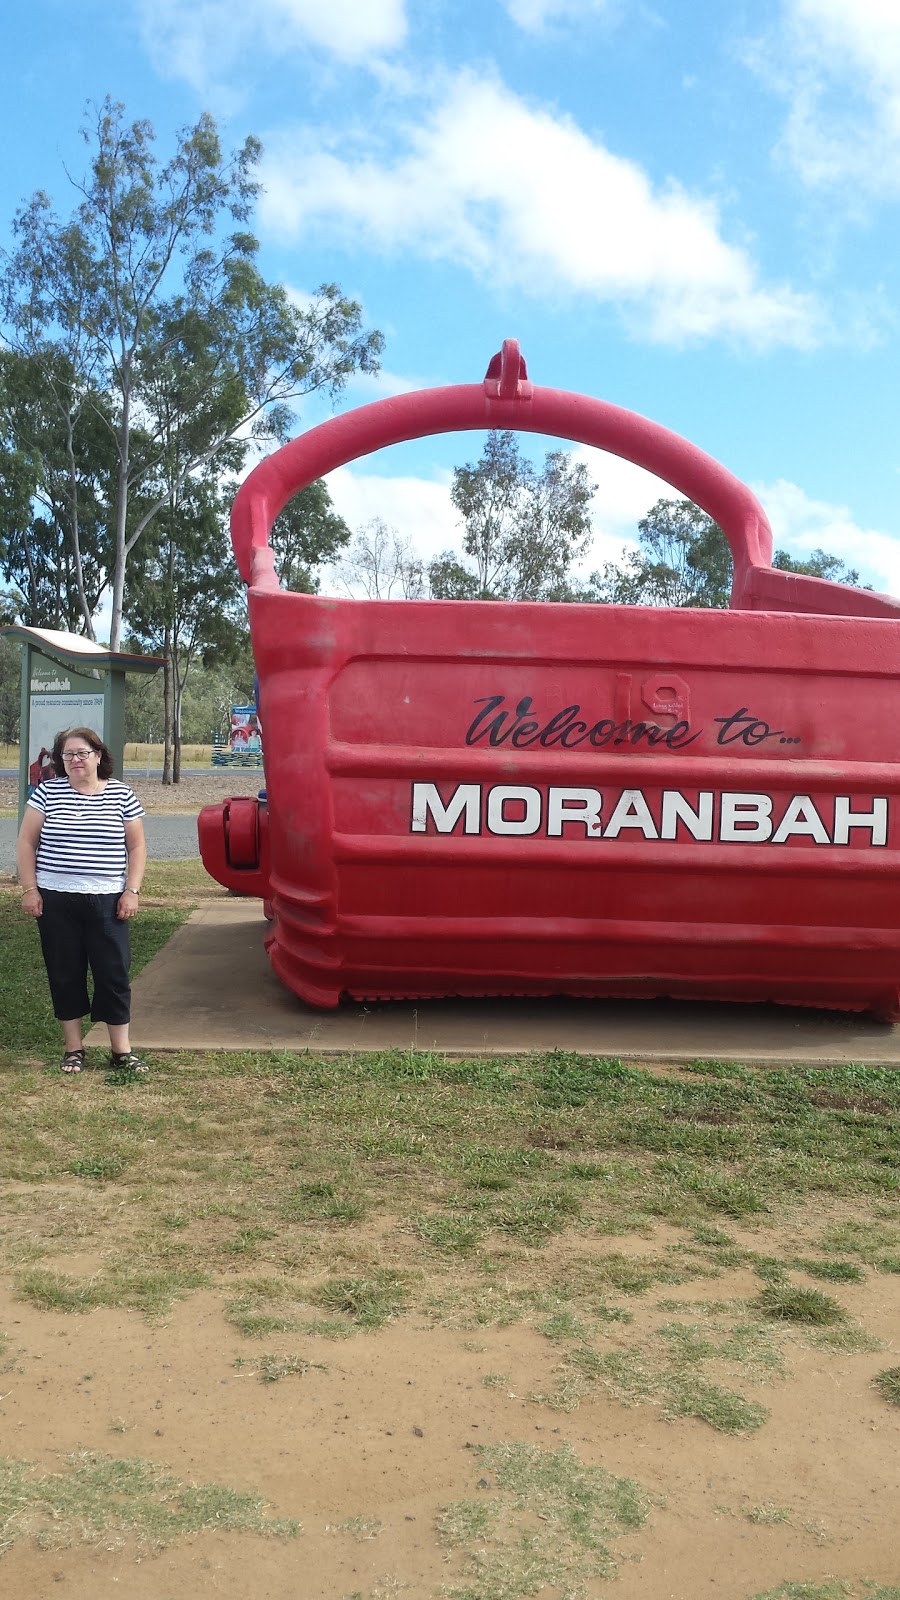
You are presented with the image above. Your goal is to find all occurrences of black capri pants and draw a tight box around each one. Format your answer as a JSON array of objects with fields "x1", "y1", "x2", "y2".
[{"x1": 36, "y1": 890, "x2": 132, "y2": 1025}]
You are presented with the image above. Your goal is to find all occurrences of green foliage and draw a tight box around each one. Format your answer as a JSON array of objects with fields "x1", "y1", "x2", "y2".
[
  {"x1": 225, "y1": 1300, "x2": 299, "y2": 1339},
  {"x1": 416, "y1": 1214, "x2": 483, "y2": 1253},
  {"x1": 818, "y1": 1218, "x2": 900, "y2": 1264},
  {"x1": 588, "y1": 499, "x2": 865, "y2": 612},
  {"x1": 327, "y1": 1514, "x2": 383, "y2": 1540},
  {"x1": 590, "y1": 497, "x2": 732, "y2": 607},
  {"x1": 0, "y1": 1450, "x2": 298, "y2": 1555},
  {"x1": 665, "y1": 1376, "x2": 768, "y2": 1433},
  {"x1": 281, "y1": 1182, "x2": 366, "y2": 1225},
  {"x1": 0, "y1": 97, "x2": 382, "y2": 649},
  {"x1": 745, "y1": 1502, "x2": 791, "y2": 1525},
  {"x1": 1, "y1": 989, "x2": 898, "y2": 1407},
  {"x1": 232, "y1": 1353, "x2": 322, "y2": 1383},
  {"x1": 793, "y1": 1257, "x2": 865, "y2": 1283},
  {"x1": 873, "y1": 1366, "x2": 900, "y2": 1406},
  {"x1": 67, "y1": 1154, "x2": 127, "y2": 1182},
  {"x1": 438, "y1": 1440, "x2": 648, "y2": 1597},
  {"x1": 271, "y1": 479, "x2": 351, "y2": 592},
  {"x1": 125, "y1": 476, "x2": 246, "y2": 776},
  {"x1": 445, "y1": 429, "x2": 595, "y2": 600},
  {"x1": 564, "y1": 1318, "x2": 774, "y2": 1436},
  {"x1": 487, "y1": 1187, "x2": 582, "y2": 1244},
  {"x1": 755, "y1": 1285, "x2": 846, "y2": 1324},
  {"x1": 15, "y1": 1266, "x2": 209, "y2": 1317},
  {"x1": 427, "y1": 552, "x2": 481, "y2": 599},
  {"x1": 0, "y1": 349, "x2": 115, "y2": 633},
  {"x1": 0, "y1": 635, "x2": 21, "y2": 743},
  {"x1": 536, "y1": 1049, "x2": 640, "y2": 1108},
  {"x1": 773, "y1": 548, "x2": 863, "y2": 585},
  {"x1": 807, "y1": 1324, "x2": 881, "y2": 1354},
  {"x1": 313, "y1": 1271, "x2": 408, "y2": 1329},
  {"x1": 537, "y1": 1309, "x2": 590, "y2": 1342},
  {"x1": 751, "y1": 1586, "x2": 851, "y2": 1600},
  {"x1": 125, "y1": 653, "x2": 256, "y2": 745}
]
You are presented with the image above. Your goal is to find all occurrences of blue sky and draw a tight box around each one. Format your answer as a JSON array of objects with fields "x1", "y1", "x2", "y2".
[{"x1": 4, "y1": 0, "x2": 900, "y2": 594}]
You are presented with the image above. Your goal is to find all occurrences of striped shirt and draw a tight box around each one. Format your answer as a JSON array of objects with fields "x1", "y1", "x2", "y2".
[{"x1": 28, "y1": 778, "x2": 145, "y2": 893}]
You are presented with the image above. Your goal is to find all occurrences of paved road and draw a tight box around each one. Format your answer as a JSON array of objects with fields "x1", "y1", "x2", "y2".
[{"x1": 0, "y1": 814, "x2": 200, "y2": 874}]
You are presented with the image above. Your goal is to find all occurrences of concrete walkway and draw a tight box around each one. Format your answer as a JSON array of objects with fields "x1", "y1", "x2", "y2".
[{"x1": 86, "y1": 899, "x2": 900, "y2": 1064}]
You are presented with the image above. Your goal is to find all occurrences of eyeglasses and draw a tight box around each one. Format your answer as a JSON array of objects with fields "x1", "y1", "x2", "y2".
[{"x1": 61, "y1": 749, "x2": 98, "y2": 763}]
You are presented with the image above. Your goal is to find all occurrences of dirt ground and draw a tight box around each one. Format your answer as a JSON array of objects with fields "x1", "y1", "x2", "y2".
[
  {"x1": 2, "y1": 1243, "x2": 899, "y2": 1599},
  {"x1": 127, "y1": 771, "x2": 265, "y2": 814}
]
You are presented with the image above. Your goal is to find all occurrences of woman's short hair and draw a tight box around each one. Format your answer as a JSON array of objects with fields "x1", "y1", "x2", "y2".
[{"x1": 51, "y1": 727, "x2": 115, "y2": 780}]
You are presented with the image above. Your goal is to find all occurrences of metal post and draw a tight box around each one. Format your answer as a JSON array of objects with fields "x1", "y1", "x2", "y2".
[{"x1": 17, "y1": 641, "x2": 31, "y2": 824}]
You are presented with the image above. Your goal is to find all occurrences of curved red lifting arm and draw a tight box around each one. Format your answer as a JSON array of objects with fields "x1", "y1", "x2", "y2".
[
  {"x1": 232, "y1": 341, "x2": 772, "y2": 607},
  {"x1": 234, "y1": 342, "x2": 774, "y2": 615}
]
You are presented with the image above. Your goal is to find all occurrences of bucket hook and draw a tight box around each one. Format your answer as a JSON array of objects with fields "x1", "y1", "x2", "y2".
[{"x1": 484, "y1": 338, "x2": 533, "y2": 401}]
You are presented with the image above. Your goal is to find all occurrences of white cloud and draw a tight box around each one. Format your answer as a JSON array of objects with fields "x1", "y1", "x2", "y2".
[
  {"x1": 259, "y1": 73, "x2": 822, "y2": 348},
  {"x1": 342, "y1": 367, "x2": 424, "y2": 401},
  {"x1": 137, "y1": 0, "x2": 406, "y2": 90},
  {"x1": 568, "y1": 446, "x2": 672, "y2": 572},
  {"x1": 749, "y1": 0, "x2": 900, "y2": 192},
  {"x1": 282, "y1": 285, "x2": 321, "y2": 316},
  {"x1": 784, "y1": 0, "x2": 900, "y2": 88},
  {"x1": 325, "y1": 465, "x2": 459, "y2": 565},
  {"x1": 502, "y1": 0, "x2": 617, "y2": 31},
  {"x1": 753, "y1": 477, "x2": 900, "y2": 595},
  {"x1": 571, "y1": 446, "x2": 674, "y2": 535}
]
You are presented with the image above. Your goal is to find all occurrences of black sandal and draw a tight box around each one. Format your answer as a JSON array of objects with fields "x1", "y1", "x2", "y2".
[
  {"x1": 61, "y1": 1049, "x2": 85, "y2": 1074},
  {"x1": 109, "y1": 1051, "x2": 148, "y2": 1075}
]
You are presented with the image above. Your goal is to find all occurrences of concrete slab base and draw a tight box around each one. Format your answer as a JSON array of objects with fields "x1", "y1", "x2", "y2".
[{"x1": 85, "y1": 900, "x2": 900, "y2": 1064}]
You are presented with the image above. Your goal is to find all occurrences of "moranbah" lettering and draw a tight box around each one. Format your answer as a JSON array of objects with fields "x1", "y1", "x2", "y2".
[{"x1": 410, "y1": 783, "x2": 889, "y2": 846}]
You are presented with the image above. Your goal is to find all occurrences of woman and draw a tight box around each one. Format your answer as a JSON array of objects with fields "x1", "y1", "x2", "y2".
[{"x1": 16, "y1": 727, "x2": 148, "y2": 1075}]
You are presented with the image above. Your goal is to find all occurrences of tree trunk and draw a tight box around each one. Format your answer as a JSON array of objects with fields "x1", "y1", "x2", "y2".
[
  {"x1": 162, "y1": 629, "x2": 173, "y2": 786},
  {"x1": 173, "y1": 685, "x2": 182, "y2": 784},
  {"x1": 22, "y1": 535, "x2": 39, "y2": 626},
  {"x1": 109, "y1": 381, "x2": 131, "y2": 653},
  {"x1": 172, "y1": 646, "x2": 183, "y2": 785},
  {"x1": 63, "y1": 410, "x2": 96, "y2": 639}
]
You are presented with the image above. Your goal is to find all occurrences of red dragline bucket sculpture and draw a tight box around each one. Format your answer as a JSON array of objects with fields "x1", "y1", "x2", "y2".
[{"x1": 199, "y1": 341, "x2": 900, "y2": 1016}]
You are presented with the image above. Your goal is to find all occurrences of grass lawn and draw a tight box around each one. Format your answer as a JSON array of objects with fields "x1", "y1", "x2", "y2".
[
  {"x1": 2, "y1": 881, "x2": 899, "y2": 1353},
  {"x1": 2, "y1": 878, "x2": 899, "y2": 1593}
]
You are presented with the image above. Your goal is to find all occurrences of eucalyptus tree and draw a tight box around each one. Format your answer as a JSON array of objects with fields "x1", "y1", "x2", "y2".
[
  {"x1": 449, "y1": 431, "x2": 595, "y2": 600},
  {"x1": 269, "y1": 479, "x2": 351, "y2": 592},
  {"x1": 126, "y1": 475, "x2": 244, "y2": 782},
  {"x1": 333, "y1": 518, "x2": 427, "y2": 599},
  {"x1": 590, "y1": 498, "x2": 863, "y2": 608},
  {"x1": 0, "y1": 635, "x2": 21, "y2": 744},
  {"x1": 129, "y1": 312, "x2": 354, "y2": 777},
  {"x1": 1, "y1": 97, "x2": 383, "y2": 649},
  {"x1": 0, "y1": 348, "x2": 114, "y2": 629},
  {"x1": 591, "y1": 499, "x2": 733, "y2": 608}
]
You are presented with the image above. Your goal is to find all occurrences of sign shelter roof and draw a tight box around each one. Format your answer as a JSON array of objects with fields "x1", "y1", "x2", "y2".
[{"x1": 0, "y1": 625, "x2": 164, "y2": 674}]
